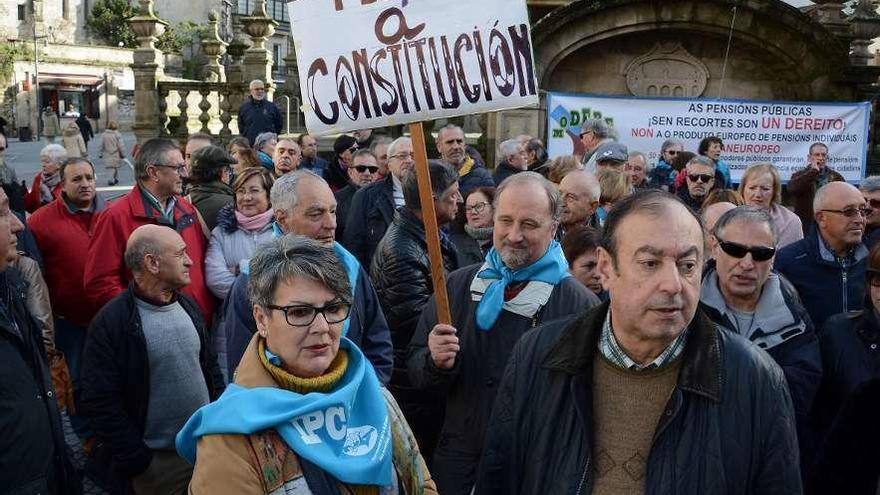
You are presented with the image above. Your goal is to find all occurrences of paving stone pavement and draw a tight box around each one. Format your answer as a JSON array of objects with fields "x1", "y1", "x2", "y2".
[{"x1": 61, "y1": 411, "x2": 109, "y2": 495}]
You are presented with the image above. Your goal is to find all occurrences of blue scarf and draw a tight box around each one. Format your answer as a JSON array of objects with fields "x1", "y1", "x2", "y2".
[
  {"x1": 176, "y1": 338, "x2": 393, "y2": 486},
  {"x1": 258, "y1": 150, "x2": 274, "y2": 171},
  {"x1": 475, "y1": 240, "x2": 570, "y2": 331}
]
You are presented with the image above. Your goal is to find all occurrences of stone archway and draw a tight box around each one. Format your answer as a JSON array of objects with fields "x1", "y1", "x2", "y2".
[{"x1": 532, "y1": 0, "x2": 852, "y2": 101}]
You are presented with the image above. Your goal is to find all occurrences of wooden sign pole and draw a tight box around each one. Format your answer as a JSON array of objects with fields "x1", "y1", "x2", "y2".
[{"x1": 409, "y1": 122, "x2": 452, "y2": 325}]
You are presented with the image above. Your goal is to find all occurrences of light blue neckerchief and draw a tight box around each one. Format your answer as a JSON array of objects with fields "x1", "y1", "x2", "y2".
[
  {"x1": 241, "y1": 223, "x2": 361, "y2": 336},
  {"x1": 475, "y1": 240, "x2": 570, "y2": 331},
  {"x1": 175, "y1": 338, "x2": 393, "y2": 486}
]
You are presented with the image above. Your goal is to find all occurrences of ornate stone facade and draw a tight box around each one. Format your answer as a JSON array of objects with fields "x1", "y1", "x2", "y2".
[{"x1": 624, "y1": 42, "x2": 709, "y2": 98}]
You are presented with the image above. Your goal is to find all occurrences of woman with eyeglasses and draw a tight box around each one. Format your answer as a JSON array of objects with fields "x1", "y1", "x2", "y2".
[
  {"x1": 205, "y1": 167, "x2": 275, "y2": 300},
  {"x1": 178, "y1": 235, "x2": 438, "y2": 495},
  {"x1": 450, "y1": 187, "x2": 495, "y2": 266},
  {"x1": 809, "y1": 242, "x2": 880, "y2": 475},
  {"x1": 739, "y1": 163, "x2": 804, "y2": 249}
]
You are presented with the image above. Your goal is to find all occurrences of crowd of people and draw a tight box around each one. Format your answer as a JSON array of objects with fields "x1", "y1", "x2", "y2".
[{"x1": 0, "y1": 79, "x2": 877, "y2": 495}]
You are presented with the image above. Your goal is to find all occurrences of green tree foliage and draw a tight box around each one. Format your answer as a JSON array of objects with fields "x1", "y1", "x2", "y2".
[
  {"x1": 156, "y1": 22, "x2": 209, "y2": 54},
  {"x1": 87, "y1": 0, "x2": 137, "y2": 48},
  {"x1": 0, "y1": 43, "x2": 33, "y2": 86}
]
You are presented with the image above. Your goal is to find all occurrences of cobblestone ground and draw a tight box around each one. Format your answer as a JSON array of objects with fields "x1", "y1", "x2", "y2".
[{"x1": 61, "y1": 411, "x2": 108, "y2": 495}]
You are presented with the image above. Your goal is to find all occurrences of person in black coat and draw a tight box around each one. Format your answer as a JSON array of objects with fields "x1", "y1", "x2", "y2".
[
  {"x1": 236, "y1": 80, "x2": 282, "y2": 146},
  {"x1": 407, "y1": 172, "x2": 598, "y2": 495},
  {"x1": 0, "y1": 186, "x2": 81, "y2": 494},
  {"x1": 371, "y1": 161, "x2": 461, "y2": 463},
  {"x1": 334, "y1": 149, "x2": 380, "y2": 243},
  {"x1": 343, "y1": 136, "x2": 414, "y2": 268},
  {"x1": 809, "y1": 379, "x2": 880, "y2": 494},
  {"x1": 449, "y1": 187, "x2": 495, "y2": 267},
  {"x1": 698, "y1": 206, "x2": 821, "y2": 472},
  {"x1": 475, "y1": 191, "x2": 800, "y2": 494},
  {"x1": 808, "y1": 242, "x2": 880, "y2": 461},
  {"x1": 325, "y1": 135, "x2": 358, "y2": 192},
  {"x1": 75, "y1": 114, "x2": 94, "y2": 147},
  {"x1": 80, "y1": 226, "x2": 224, "y2": 491}
]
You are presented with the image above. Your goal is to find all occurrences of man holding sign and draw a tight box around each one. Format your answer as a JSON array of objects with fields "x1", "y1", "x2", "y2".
[{"x1": 407, "y1": 173, "x2": 598, "y2": 495}]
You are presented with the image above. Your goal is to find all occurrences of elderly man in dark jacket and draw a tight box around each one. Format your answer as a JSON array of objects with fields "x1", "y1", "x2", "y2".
[
  {"x1": 0, "y1": 187, "x2": 82, "y2": 494},
  {"x1": 344, "y1": 136, "x2": 415, "y2": 268},
  {"x1": 223, "y1": 170, "x2": 393, "y2": 384},
  {"x1": 81, "y1": 225, "x2": 224, "y2": 493},
  {"x1": 371, "y1": 161, "x2": 461, "y2": 463},
  {"x1": 776, "y1": 181, "x2": 868, "y2": 327},
  {"x1": 475, "y1": 190, "x2": 801, "y2": 495},
  {"x1": 407, "y1": 172, "x2": 598, "y2": 495},
  {"x1": 699, "y1": 206, "x2": 821, "y2": 470},
  {"x1": 236, "y1": 80, "x2": 282, "y2": 146}
]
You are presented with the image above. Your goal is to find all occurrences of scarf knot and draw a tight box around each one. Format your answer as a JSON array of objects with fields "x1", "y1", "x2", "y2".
[
  {"x1": 235, "y1": 208, "x2": 274, "y2": 232},
  {"x1": 475, "y1": 240, "x2": 570, "y2": 331}
]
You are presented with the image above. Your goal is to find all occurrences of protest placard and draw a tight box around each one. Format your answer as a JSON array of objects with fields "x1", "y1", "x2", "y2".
[
  {"x1": 289, "y1": 0, "x2": 539, "y2": 135},
  {"x1": 547, "y1": 93, "x2": 871, "y2": 183}
]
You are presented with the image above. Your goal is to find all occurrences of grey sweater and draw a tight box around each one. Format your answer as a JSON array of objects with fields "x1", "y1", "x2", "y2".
[{"x1": 136, "y1": 297, "x2": 210, "y2": 450}]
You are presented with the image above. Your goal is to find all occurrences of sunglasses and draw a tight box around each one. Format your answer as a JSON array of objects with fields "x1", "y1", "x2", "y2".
[
  {"x1": 666, "y1": 150, "x2": 679, "y2": 156},
  {"x1": 717, "y1": 239, "x2": 776, "y2": 262},
  {"x1": 354, "y1": 165, "x2": 378, "y2": 174},
  {"x1": 820, "y1": 207, "x2": 872, "y2": 218},
  {"x1": 688, "y1": 174, "x2": 714, "y2": 184},
  {"x1": 0, "y1": 147, "x2": 5, "y2": 151}
]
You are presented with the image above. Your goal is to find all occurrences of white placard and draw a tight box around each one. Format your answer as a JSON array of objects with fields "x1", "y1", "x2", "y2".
[
  {"x1": 547, "y1": 93, "x2": 871, "y2": 183},
  {"x1": 290, "y1": 0, "x2": 539, "y2": 135}
]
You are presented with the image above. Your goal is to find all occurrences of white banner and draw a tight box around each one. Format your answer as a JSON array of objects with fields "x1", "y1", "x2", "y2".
[
  {"x1": 546, "y1": 93, "x2": 871, "y2": 183},
  {"x1": 290, "y1": 0, "x2": 539, "y2": 135}
]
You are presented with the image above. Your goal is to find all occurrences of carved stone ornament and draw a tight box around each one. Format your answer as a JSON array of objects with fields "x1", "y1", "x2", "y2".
[{"x1": 625, "y1": 42, "x2": 709, "y2": 97}]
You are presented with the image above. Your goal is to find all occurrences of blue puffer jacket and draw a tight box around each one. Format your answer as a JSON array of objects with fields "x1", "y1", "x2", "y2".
[
  {"x1": 222, "y1": 258, "x2": 393, "y2": 385},
  {"x1": 775, "y1": 229, "x2": 867, "y2": 328}
]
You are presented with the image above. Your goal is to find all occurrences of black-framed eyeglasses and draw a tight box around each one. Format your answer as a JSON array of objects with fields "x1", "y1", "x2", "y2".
[
  {"x1": 717, "y1": 239, "x2": 776, "y2": 262},
  {"x1": 688, "y1": 174, "x2": 714, "y2": 184},
  {"x1": 354, "y1": 165, "x2": 379, "y2": 174},
  {"x1": 347, "y1": 146, "x2": 359, "y2": 153},
  {"x1": 465, "y1": 201, "x2": 490, "y2": 214},
  {"x1": 666, "y1": 150, "x2": 679, "y2": 156},
  {"x1": 154, "y1": 163, "x2": 187, "y2": 175},
  {"x1": 820, "y1": 207, "x2": 872, "y2": 218},
  {"x1": 265, "y1": 301, "x2": 351, "y2": 327}
]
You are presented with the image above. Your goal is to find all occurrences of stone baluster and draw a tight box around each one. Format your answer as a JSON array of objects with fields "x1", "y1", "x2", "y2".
[
  {"x1": 219, "y1": 87, "x2": 233, "y2": 142},
  {"x1": 176, "y1": 89, "x2": 191, "y2": 141},
  {"x1": 198, "y1": 88, "x2": 212, "y2": 134},
  {"x1": 201, "y1": 11, "x2": 228, "y2": 82},
  {"x1": 129, "y1": 0, "x2": 169, "y2": 145},
  {"x1": 157, "y1": 85, "x2": 170, "y2": 136},
  {"x1": 241, "y1": 0, "x2": 278, "y2": 98}
]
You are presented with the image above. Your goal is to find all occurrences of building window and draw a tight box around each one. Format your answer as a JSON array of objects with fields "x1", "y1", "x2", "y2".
[
  {"x1": 236, "y1": 0, "x2": 251, "y2": 15},
  {"x1": 62, "y1": 0, "x2": 69, "y2": 20},
  {"x1": 270, "y1": 0, "x2": 287, "y2": 22},
  {"x1": 82, "y1": 0, "x2": 89, "y2": 23},
  {"x1": 17, "y1": 4, "x2": 26, "y2": 20}
]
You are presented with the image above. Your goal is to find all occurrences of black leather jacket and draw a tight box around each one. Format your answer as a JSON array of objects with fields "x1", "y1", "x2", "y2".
[
  {"x1": 476, "y1": 303, "x2": 802, "y2": 495},
  {"x1": 370, "y1": 207, "x2": 459, "y2": 373}
]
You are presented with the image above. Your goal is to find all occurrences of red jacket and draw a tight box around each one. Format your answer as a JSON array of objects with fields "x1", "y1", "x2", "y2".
[
  {"x1": 83, "y1": 184, "x2": 217, "y2": 324},
  {"x1": 24, "y1": 174, "x2": 63, "y2": 213},
  {"x1": 28, "y1": 196, "x2": 105, "y2": 327}
]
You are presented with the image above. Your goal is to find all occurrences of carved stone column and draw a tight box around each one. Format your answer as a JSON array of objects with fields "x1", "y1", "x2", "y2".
[
  {"x1": 129, "y1": 0, "x2": 168, "y2": 145},
  {"x1": 240, "y1": 0, "x2": 278, "y2": 98},
  {"x1": 848, "y1": 0, "x2": 880, "y2": 66},
  {"x1": 201, "y1": 11, "x2": 229, "y2": 82}
]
